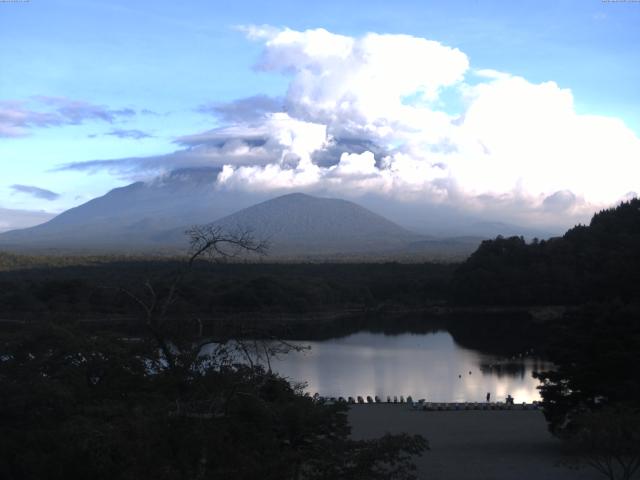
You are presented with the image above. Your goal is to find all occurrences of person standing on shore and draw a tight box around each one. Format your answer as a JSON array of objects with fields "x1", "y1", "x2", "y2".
[{"x1": 486, "y1": 392, "x2": 491, "y2": 402}]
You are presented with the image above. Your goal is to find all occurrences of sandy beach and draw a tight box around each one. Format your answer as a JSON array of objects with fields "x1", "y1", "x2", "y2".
[{"x1": 348, "y1": 405, "x2": 601, "y2": 480}]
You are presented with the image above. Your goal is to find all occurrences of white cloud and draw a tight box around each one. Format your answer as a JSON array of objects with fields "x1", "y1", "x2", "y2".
[
  {"x1": 217, "y1": 26, "x2": 640, "y2": 223},
  {"x1": 252, "y1": 28, "x2": 469, "y2": 140},
  {"x1": 452, "y1": 74, "x2": 640, "y2": 206},
  {"x1": 60, "y1": 26, "x2": 640, "y2": 228},
  {"x1": 202, "y1": 113, "x2": 328, "y2": 190}
]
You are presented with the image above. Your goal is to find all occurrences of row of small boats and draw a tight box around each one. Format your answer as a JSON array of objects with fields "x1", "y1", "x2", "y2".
[
  {"x1": 315, "y1": 395, "x2": 541, "y2": 410},
  {"x1": 317, "y1": 394, "x2": 413, "y2": 404},
  {"x1": 411, "y1": 401, "x2": 541, "y2": 411}
]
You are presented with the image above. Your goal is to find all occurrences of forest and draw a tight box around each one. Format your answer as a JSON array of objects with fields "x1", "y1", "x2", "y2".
[
  {"x1": 2, "y1": 200, "x2": 640, "y2": 479},
  {"x1": 451, "y1": 198, "x2": 640, "y2": 305}
]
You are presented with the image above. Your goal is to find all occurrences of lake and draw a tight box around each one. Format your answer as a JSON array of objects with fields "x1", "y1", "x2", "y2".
[{"x1": 266, "y1": 331, "x2": 550, "y2": 403}]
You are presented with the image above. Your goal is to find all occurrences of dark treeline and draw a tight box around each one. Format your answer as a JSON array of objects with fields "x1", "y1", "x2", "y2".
[
  {"x1": 5, "y1": 200, "x2": 640, "y2": 322},
  {"x1": 452, "y1": 198, "x2": 640, "y2": 305},
  {"x1": 0, "y1": 255, "x2": 546, "y2": 356},
  {"x1": 262, "y1": 309, "x2": 548, "y2": 357},
  {"x1": 0, "y1": 260, "x2": 455, "y2": 319}
]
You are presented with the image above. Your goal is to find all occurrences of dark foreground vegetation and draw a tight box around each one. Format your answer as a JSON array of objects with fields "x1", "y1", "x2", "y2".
[
  {"x1": 452, "y1": 199, "x2": 640, "y2": 305},
  {"x1": 1, "y1": 227, "x2": 428, "y2": 480},
  {"x1": 450, "y1": 199, "x2": 640, "y2": 479},
  {"x1": 1, "y1": 323, "x2": 426, "y2": 480},
  {"x1": 455, "y1": 200, "x2": 640, "y2": 480},
  {"x1": 0, "y1": 257, "x2": 454, "y2": 318},
  {"x1": 2, "y1": 200, "x2": 640, "y2": 479}
]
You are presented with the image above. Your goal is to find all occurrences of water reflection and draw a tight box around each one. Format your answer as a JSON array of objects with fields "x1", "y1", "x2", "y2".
[{"x1": 267, "y1": 331, "x2": 551, "y2": 403}]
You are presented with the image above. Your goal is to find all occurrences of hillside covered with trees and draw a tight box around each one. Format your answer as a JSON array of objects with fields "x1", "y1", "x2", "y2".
[
  {"x1": 452, "y1": 198, "x2": 640, "y2": 305},
  {"x1": 451, "y1": 200, "x2": 640, "y2": 479}
]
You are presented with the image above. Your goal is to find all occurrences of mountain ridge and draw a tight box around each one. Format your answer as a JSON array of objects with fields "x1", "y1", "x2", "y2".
[
  {"x1": 0, "y1": 169, "x2": 545, "y2": 257},
  {"x1": 0, "y1": 186, "x2": 430, "y2": 255},
  {"x1": 203, "y1": 192, "x2": 421, "y2": 255}
]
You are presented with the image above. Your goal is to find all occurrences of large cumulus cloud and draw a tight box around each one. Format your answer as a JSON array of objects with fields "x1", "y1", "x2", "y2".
[{"x1": 59, "y1": 27, "x2": 640, "y2": 227}]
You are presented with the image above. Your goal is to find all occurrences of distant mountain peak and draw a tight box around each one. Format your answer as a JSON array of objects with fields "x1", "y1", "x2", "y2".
[
  {"x1": 206, "y1": 192, "x2": 419, "y2": 255},
  {"x1": 279, "y1": 192, "x2": 309, "y2": 197},
  {"x1": 0, "y1": 186, "x2": 484, "y2": 258},
  {"x1": 268, "y1": 192, "x2": 314, "y2": 201}
]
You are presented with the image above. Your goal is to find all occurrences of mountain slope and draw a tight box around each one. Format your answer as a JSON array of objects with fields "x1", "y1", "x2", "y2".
[
  {"x1": 0, "y1": 169, "x2": 262, "y2": 250},
  {"x1": 0, "y1": 179, "x2": 422, "y2": 254},
  {"x1": 0, "y1": 167, "x2": 495, "y2": 257},
  {"x1": 164, "y1": 193, "x2": 423, "y2": 255}
]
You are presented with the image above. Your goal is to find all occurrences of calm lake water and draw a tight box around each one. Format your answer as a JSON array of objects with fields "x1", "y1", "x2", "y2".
[{"x1": 266, "y1": 331, "x2": 550, "y2": 403}]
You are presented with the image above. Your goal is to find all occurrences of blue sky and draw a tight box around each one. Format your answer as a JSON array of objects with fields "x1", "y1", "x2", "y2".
[{"x1": 1, "y1": 0, "x2": 639, "y2": 228}]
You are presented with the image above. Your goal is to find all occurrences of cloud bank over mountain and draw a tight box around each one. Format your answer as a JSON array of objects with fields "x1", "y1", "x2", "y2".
[{"x1": 58, "y1": 27, "x2": 640, "y2": 229}]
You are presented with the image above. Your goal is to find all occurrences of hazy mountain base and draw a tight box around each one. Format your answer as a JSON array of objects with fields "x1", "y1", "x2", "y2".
[
  {"x1": 0, "y1": 238, "x2": 483, "y2": 262},
  {"x1": 0, "y1": 189, "x2": 428, "y2": 255},
  {"x1": 0, "y1": 168, "x2": 548, "y2": 256}
]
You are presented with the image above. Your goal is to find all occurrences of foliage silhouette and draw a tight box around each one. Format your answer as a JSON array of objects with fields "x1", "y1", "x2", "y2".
[
  {"x1": 0, "y1": 226, "x2": 428, "y2": 480},
  {"x1": 453, "y1": 198, "x2": 640, "y2": 305}
]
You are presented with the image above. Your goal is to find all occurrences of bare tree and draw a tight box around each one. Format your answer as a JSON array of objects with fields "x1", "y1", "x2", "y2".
[
  {"x1": 119, "y1": 225, "x2": 314, "y2": 425},
  {"x1": 120, "y1": 225, "x2": 267, "y2": 370},
  {"x1": 185, "y1": 224, "x2": 267, "y2": 266}
]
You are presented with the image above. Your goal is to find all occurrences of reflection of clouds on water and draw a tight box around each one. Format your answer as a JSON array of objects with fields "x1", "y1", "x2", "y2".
[
  {"x1": 480, "y1": 362, "x2": 526, "y2": 379},
  {"x1": 270, "y1": 332, "x2": 552, "y2": 403},
  {"x1": 479, "y1": 358, "x2": 550, "y2": 381}
]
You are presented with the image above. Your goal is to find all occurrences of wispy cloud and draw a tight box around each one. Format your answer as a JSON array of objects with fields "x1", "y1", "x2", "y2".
[
  {"x1": 0, "y1": 96, "x2": 136, "y2": 138},
  {"x1": 197, "y1": 95, "x2": 284, "y2": 123},
  {"x1": 33, "y1": 96, "x2": 135, "y2": 123},
  {"x1": 10, "y1": 184, "x2": 60, "y2": 201},
  {"x1": 104, "y1": 129, "x2": 153, "y2": 140}
]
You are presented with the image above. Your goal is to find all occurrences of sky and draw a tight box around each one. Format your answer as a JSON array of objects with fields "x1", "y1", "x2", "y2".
[{"x1": 1, "y1": 0, "x2": 639, "y2": 232}]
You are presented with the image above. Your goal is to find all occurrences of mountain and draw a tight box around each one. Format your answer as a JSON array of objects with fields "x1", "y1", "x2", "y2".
[
  {"x1": 0, "y1": 167, "x2": 528, "y2": 257},
  {"x1": 164, "y1": 193, "x2": 423, "y2": 255},
  {"x1": 0, "y1": 169, "x2": 264, "y2": 251},
  {"x1": 352, "y1": 195, "x2": 558, "y2": 240},
  {"x1": 0, "y1": 175, "x2": 424, "y2": 254}
]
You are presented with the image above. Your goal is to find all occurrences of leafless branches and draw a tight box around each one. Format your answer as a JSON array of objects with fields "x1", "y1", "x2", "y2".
[
  {"x1": 186, "y1": 225, "x2": 268, "y2": 267},
  {"x1": 120, "y1": 225, "x2": 268, "y2": 370}
]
